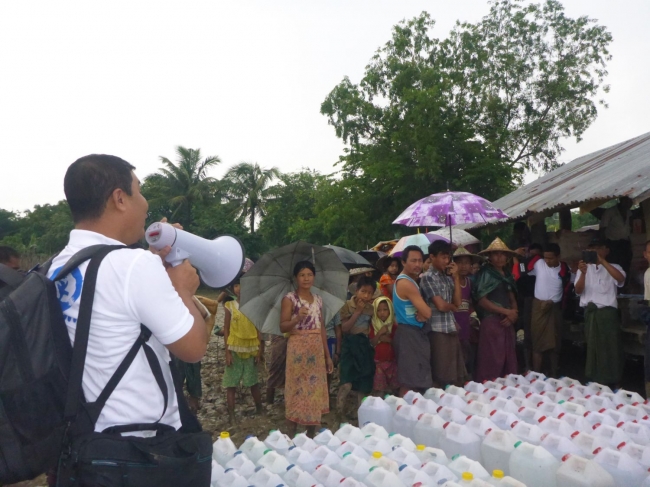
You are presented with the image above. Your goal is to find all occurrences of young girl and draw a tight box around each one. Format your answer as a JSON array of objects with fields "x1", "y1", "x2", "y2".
[
  {"x1": 369, "y1": 296, "x2": 398, "y2": 394},
  {"x1": 223, "y1": 278, "x2": 264, "y2": 423}
]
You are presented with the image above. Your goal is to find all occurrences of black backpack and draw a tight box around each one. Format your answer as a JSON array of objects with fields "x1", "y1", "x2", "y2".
[
  {"x1": 0, "y1": 245, "x2": 115, "y2": 483},
  {"x1": 0, "y1": 245, "x2": 212, "y2": 486}
]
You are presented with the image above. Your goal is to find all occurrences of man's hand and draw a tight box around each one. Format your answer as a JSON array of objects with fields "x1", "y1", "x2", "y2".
[
  {"x1": 167, "y1": 260, "x2": 200, "y2": 296},
  {"x1": 597, "y1": 254, "x2": 607, "y2": 266},
  {"x1": 447, "y1": 261, "x2": 459, "y2": 277},
  {"x1": 225, "y1": 349, "x2": 233, "y2": 366},
  {"x1": 515, "y1": 247, "x2": 527, "y2": 257},
  {"x1": 416, "y1": 311, "x2": 427, "y2": 322},
  {"x1": 578, "y1": 260, "x2": 588, "y2": 274}
]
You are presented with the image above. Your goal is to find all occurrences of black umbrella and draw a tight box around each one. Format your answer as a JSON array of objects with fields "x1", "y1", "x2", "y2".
[
  {"x1": 324, "y1": 245, "x2": 373, "y2": 270},
  {"x1": 357, "y1": 250, "x2": 387, "y2": 265}
]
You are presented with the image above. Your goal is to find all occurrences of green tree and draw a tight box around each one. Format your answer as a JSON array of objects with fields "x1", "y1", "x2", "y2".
[
  {"x1": 144, "y1": 146, "x2": 221, "y2": 228},
  {"x1": 0, "y1": 209, "x2": 18, "y2": 240},
  {"x1": 223, "y1": 162, "x2": 281, "y2": 234},
  {"x1": 320, "y1": 0, "x2": 611, "y2": 248}
]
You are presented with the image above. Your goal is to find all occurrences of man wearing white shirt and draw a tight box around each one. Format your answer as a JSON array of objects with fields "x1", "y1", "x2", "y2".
[
  {"x1": 599, "y1": 197, "x2": 633, "y2": 274},
  {"x1": 47, "y1": 154, "x2": 208, "y2": 434},
  {"x1": 574, "y1": 239, "x2": 626, "y2": 386},
  {"x1": 528, "y1": 243, "x2": 571, "y2": 377}
]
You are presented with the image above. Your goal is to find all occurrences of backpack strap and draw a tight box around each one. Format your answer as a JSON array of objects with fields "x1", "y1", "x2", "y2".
[{"x1": 52, "y1": 245, "x2": 112, "y2": 282}]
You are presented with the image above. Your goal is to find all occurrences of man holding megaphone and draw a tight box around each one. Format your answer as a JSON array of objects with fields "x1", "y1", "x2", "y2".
[{"x1": 47, "y1": 154, "x2": 228, "y2": 485}]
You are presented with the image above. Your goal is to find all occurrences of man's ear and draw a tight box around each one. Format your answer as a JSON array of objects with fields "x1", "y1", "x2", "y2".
[{"x1": 110, "y1": 188, "x2": 127, "y2": 213}]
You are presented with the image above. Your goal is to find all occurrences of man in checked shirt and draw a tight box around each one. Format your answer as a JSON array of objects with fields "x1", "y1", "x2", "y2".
[{"x1": 421, "y1": 240, "x2": 469, "y2": 388}]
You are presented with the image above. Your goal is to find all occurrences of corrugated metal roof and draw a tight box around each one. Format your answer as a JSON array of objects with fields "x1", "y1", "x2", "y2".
[{"x1": 482, "y1": 131, "x2": 650, "y2": 225}]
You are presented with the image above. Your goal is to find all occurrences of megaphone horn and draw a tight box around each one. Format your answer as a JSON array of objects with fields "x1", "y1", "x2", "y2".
[{"x1": 145, "y1": 222, "x2": 245, "y2": 289}]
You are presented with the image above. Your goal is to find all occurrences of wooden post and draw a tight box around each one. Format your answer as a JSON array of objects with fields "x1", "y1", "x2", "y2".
[
  {"x1": 642, "y1": 198, "x2": 650, "y2": 240},
  {"x1": 559, "y1": 208, "x2": 573, "y2": 231}
]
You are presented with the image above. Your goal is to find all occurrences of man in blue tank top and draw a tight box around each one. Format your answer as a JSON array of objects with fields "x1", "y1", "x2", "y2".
[{"x1": 393, "y1": 245, "x2": 433, "y2": 397}]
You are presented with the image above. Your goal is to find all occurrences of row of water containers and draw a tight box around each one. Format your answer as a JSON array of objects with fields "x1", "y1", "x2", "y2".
[{"x1": 210, "y1": 372, "x2": 650, "y2": 487}]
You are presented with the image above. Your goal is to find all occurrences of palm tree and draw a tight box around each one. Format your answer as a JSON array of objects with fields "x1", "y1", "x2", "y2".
[
  {"x1": 223, "y1": 162, "x2": 281, "y2": 233},
  {"x1": 145, "y1": 146, "x2": 221, "y2": 228}
]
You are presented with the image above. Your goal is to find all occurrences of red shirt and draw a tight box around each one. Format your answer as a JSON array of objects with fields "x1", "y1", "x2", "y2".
[{"x1": 369, "y1": 323, "x2": 397, "y2": 362}]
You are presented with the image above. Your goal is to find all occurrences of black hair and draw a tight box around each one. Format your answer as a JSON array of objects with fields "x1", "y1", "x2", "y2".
[
  {"x1": 530, "y1": 243, "x2": 543, "y2": 252},
  {"x1": 293, "y1": 260, "x2": 316, "y2": 277},
  {"x1": 544, "y1": 243, "x2": 561, "y2": 256},
  {"x1": 384, "y1": 257, "x2": 402, "y2": 272},
  {"x1": 356, "y1": 275, "x2": 377, "y2": 292},
  {"x1": 64, "y1": 154, "x2": 136, "y2": 223},
  {"x1": 428, "y1": 240, "x2": 452, "y2": 257},
  {"x1": 0, "y1": 246, "x2": 20, "y2": 264},
  {"x1": 401, "y1": 245, "x2": 425, "y2": 263}
]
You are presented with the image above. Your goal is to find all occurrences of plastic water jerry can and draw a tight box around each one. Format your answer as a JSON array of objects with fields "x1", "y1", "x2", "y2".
[
  {"x1": 358, "y1": 396, "x2": 393, "y2": 431},
  {"x1": 508, "y1": 441, "x2": 559, "y2": 487},
  {"x1": 555, "y1": 454, "x2": 614, "y2": 487},
  {"x1": 213, "y1": 431, "x2": 237, "y2": 467},
  {"x1": 481, "y1": 429, "x2": 518, "y2": 476}
]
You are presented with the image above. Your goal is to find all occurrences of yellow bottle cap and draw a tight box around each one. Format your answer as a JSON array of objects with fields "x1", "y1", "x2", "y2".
[
  {"x1": 220, "y1": 431, "x2": 230, "y2": 439},
  {"x1": 462, "y1": 472, "x2": 474, "y2": 481},
  {"x1": 416, "y1": 444, "x2": 426, "y2": 451},
  {"x1": 493, "y1": 469, "x2": 504, "y2": 479},
  {"x1": 372, "y1": 451, "x2": 382, "y2": 459}
]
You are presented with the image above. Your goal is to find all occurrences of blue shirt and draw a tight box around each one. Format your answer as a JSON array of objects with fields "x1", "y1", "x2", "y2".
[{"x1": 393, "y1": 274, "x2": 423, "y2": 328}]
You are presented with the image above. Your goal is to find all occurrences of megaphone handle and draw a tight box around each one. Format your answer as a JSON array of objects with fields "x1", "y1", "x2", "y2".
[{"x1": 166, "y1": 247, "x2": 190, "y2": 267}]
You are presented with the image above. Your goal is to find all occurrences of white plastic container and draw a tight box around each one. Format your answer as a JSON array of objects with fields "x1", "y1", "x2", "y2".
[
  {"x1": 591, "y1": 424, "x2": 630, "y2": 449},
  {"x1": 413, "y1": 396, "x2": 440, "y2": 414},
  {"x1": 338, "y1": 452, "x2": 371, "y2": 481},
  {"x1": 225, "y1": 451, "x2": 256, "y2": 478},
  {"x1": 529, "y1": 380, "x2": 553, "y2": 394},
  {"x1": 545, "y1": 378, "x2": 564, "y2": 390},
  {"x1": 466, "y1": 393, "x2": 492, "y2": 405},
  {"x1": 618, "y1": 441, "x2": 650, "y2": 469},
  {"x1": 489, "y1": 411, "x2": 520, "y2": 431},
  {"x1": 211, "y1": 460, "x2": 225, "y2": 487},
  {"x1": 314, "y1": 428, "x2": 342, "y2": 450},
  {"x1": 613, "y1": 389, "x2": 644, "y2": 407},
  {"x1": 601, "y1": 409, "x2": 625, "y2": 425},
  {"x1": 384, "y1": 395, "x2": 408, "y2": 414},
  {"x1": 264, "y1": 430, "x2": 295, "y2": 456},
  {"x1": 442, "y1": 423, "x2": 482, "y2": 462},
  {"x1": 537, "y1": 402, "x2": 564, "y2": 418},
  {"x1": 391, "y1": 405, "x2": 420, "y2": 439},
  {"x1": 398, "y1": 464, "x2": 433, "y2": 487},
  {"x1": 387, "y1": 432, "x2": 417, "y2": 451},
  {"x1": 403, "y1": 390, "x2": 420, "y2": 404},
  {"x1": 413, "y1": 412, "x2": 447, "y2": 448},
  {"x1": 523, "y1": 392, "x2": 550, "y2": 408},
  {"x1": 593, "y1": 447, "x2": 647, "y2": 487},
  {"x1": 240, "y1": 436, "x2": 269, "y2": 464},
  {"x1": 387, "y1": 446, "x2": 421, "y2": 468},
  {"x1": 365, "y1": 466, "x2": 406, "y2": 487},
  {"x1": 585, "y1": 395, "x2": 616, "y2": 412},
  {"x1": 558, "y1": 401, "x2": 588, "y2": 417},
  {"x1": 368, "y1": 451, "x2": 399, "y2": 473},
  {"x1": 509, "y1": 441, "x2": 559, "y2": 487},
  {"x1": 217, "y1": 468, "x2": 249, "y2": 487},
  {"x1": 286, "y1": 446, "x2": 319, "y2": 473},
  {"x1": 587, "y1": 383, "x2": 614, "y2": 395},
  {"x1": 583, "y1": 411, "x2": 617, "y2": 428},
  {"x1": 339, "y1": 478, "x2": 366, "y2": 487},
  {"x1": 336, "y1": 441, "x2": 370, "y2": 460},
  {"x1": 541, "y1": 390, "x2": 562, "y2": 403},
  {"x1": 447, "y1": 385, "x2": 471, "y2": 398},
  {"x1": 258, "y1": 449, "x2": 291, "y2": 475},
  {"x1": 538, "y1": 416, "x2": 574, "y2": 438},
  {"x1": 438, "y1": 406, "x2": 469, "y2": 425},
  {"x1": 557, "y1": 412, "x2": 593, "y2": 432},
  {"x1": 616, "y1": 404, "x2": 645, "y2": 422},
  {"x1": 465, "y1": 381, "x2": 489, "y2": 394},
  {"x1": 617, "y1": 421, "x2": 650, "y2": 445},
  {"x1": 448, "y1": 454, "x2": 490, "y2": 480},
  {"x1": 283, "y1": 464, "x2": 318, "y2": 487},
  {"x1": 487, "y1": 470, "x2": 526, "y2": 486},
  {"x1": 312, "y1": 464, "x2": 344, "y2": 487},
  {"x1": 511, "y1": 421, "x2": 545, "y2": 446},
  {"x1": 360, "y1": 435, "x2": 392, "y2": 455},
  {"x1": 555, "y1": 454, "x2": 615, "y2": 487},
  {"x1": 311, "y1": 445, "x2": 341, "y2": 467},
  {"x1": 248, "y1": 466, "x2": 285, "y2": 487},
  {"x1": 567, "y1": 397, "x2": 591, "y2": 411},
  {"x1": 293, "y1": 432, "x2": 318, "y2": 453},
  {"x1": 506, "y1": 374, "x2": 531, "y2": 387},
  {"x1": 213, "y1": 431, "x2": 238, "y2": 467},
  {"x1": 570, "y1": 432, "x2": 610, "y2": 459},
  {"x1": 559, "y1": 377, "x2": 582, "y2": 387},
  {"x1": 556, "y1": 387, "x2": 583, "y2": 401},
  {"x1": 499, "y1": 386, "x2": 525, "y2": 399},
  {"x1": 420, "y1": 461, "x2": 460, "y2": 484},
  {"x1": 360, "y1": 421, "x2": 390, "y2": 440},
  {"x1": 440, "y1": 394, "x2": 471, "y2": 410},
  {"x1": 466, "y1": 415, "x2": 500, "y2": 440},
  {"x1": 481, "y1": 429, "x2": 518, "y2": 476},
  {"x1": 483, "y1": 381, "x2": 504, "y2": 392},
  {"x1": 335, "y1": 423, "x2": 366, "y2": 445},
  {"x1": 466, "y1": 401, "x2": 494, "y2": 418},
  {"x1": 516, "y1": 406, "x2": 543, "y2": 425},
  {"x1": 414, "y1": 444, "x2": 450, "y2": 465},
  {"x1": 541, "y1": 432, "x2": 584, "y2": 461},
  {"x1": 489, "y1": 397, "x2": 520, "y2": 415},
  {"x1": 424, "y1": 387, "x2": 448, "y2": 402}
]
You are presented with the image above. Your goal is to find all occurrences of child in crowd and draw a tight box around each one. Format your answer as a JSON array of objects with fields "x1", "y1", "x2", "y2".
[
  {"x1": 369, "y1": 297, "x2": 398, "y2": 394},
  {"x1": 337, "y1": 276, "x2": 377, "y2": 422},
  {"x1": 326, "y1": 311, "x2": 341, "y2": 393},
  {"x1": 223, "y1": 278, "x2": 264, "y2": 422},
  {"x1": 379, "y1": 257, "x2": 402, "y2": 300},
  {"x1": 452, "y1": 246, "x2": 481, "y2": 378}
]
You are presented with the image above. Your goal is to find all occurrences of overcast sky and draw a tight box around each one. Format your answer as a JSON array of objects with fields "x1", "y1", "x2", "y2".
[{"x1": 1, "y1": 0, "x2": 648, "y2": 212}]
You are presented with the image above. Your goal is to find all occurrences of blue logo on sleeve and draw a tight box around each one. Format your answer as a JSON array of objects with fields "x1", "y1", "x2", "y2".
[{"x1": 51, "y1": 266, "x2": 84, "y2": 312}]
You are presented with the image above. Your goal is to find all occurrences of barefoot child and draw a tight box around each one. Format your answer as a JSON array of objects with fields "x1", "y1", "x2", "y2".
[
  {"x1": 223, "y1": 278, "x2": 264, "y2": 422},
  {"x1": 369, "y1": 297, "x2": 398, "y2": 394}
]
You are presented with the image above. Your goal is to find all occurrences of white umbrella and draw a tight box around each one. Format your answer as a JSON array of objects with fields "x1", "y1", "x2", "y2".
[{"x1": 427, "y1": 228, "x2": 480, "y2": 248}]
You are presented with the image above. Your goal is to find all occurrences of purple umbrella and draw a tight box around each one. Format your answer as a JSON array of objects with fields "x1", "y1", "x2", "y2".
[{"x1": 392, "y1": 191, "x2": 508, "y2": 247}]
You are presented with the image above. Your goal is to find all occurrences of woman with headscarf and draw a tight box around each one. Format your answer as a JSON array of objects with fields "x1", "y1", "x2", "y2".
[
  {"x1": 369, "y1": 296, "x2": 399, "y2": 394},
  {"x1": 473, "y1": 238, "x2": 519, "y2": 382}
]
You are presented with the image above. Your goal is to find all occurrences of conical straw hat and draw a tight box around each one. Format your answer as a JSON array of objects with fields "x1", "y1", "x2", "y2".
[
  {"x1": 478, "y1": 237, "x2": 519, "y2": 257},
  {"x1": 453, "y1": 245, "x2": 484, "y2": 262}
]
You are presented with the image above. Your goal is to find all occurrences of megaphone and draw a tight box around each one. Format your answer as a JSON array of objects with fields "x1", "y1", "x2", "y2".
[{"x1": 145, "y1": 222, "x2": 245, "y2": 288}]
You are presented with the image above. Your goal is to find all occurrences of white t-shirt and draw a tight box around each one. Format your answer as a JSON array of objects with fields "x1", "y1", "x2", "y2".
[
  {"x1": 47, "y1": 230, "x2": 193, "y2": 432},
  {"x1": 600, "y1": 206, "x2": 630, "y2": 241},
  {"x1": 529, "y1": 259, "x2": 565, "y2": 303},
  {"x1": 575, "y1": 263, "x2": 625, "y2": 309}
]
